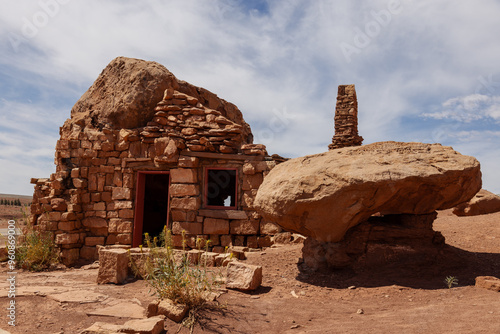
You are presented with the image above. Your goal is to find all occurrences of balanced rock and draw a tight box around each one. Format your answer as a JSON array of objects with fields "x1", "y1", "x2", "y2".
[
  {"x1": 453, "y1": 189, "x2": 500, "y2": 216},
  {"x1": 254, "y1": 141, "x2": 481, "y2": 243}
]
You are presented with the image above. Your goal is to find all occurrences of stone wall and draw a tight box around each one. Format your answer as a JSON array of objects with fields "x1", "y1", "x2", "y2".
[{"x1": 328, "y1": 84, "x2": 363, "y2": 150}]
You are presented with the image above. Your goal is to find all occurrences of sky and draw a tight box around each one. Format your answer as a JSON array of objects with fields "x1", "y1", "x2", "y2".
[{"x1": 1, "y1": 0, "x2": 500, "y2": 196}]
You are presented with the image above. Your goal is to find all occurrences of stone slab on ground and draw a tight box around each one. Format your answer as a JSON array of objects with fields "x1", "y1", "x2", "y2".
[
  {"x1": 87, "y1": 302, "x2": 145, "y2": 319},
  {"x1": 0, "y1": 285, "x2": 71, "y2": 298},
  {"x1": 48, "y1": 290, "x2": 107, "y2": 303},
  {"x1": 226, "y1": 261, "x2": 262, "y2": 291},
  {"x1": 157, "y1": 299, "x2": 189, "y2": 323},
  {"x1": 475, "y1": 276, "x2": 500, "y2": 292},
  {"x1": 81, "y1": 316, "x2": 164, "y2": 334},
  {"x1": 121, "y1": 316, "x2": 164, "y2": 334},
  {"x1": 80, "y1": 322, "x2": 122, "y2": 334}
]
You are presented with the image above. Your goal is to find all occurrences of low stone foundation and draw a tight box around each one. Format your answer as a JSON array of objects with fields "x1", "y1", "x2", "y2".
[{"x1": 301, "y1": 212, "x2": 445, "y2": 271}]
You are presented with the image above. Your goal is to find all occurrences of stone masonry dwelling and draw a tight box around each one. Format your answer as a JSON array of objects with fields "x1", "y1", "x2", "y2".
[
  {"x1": 30, "y1": 57, "x2": 361, "y2": 266},
  {"x1": 30, "y1": 57, "x2": 284, "y2": 265}
]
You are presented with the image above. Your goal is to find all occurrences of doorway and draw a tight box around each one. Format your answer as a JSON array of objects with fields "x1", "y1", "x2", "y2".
[{"x1": 133, "y1": 171, "x2": 170, "y2": 247}]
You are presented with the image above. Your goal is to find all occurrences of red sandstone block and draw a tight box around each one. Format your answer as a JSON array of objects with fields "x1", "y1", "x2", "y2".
[
  {"x1": 101, "y1": 191, "x2": 112, "y2": 202},
  {"x1": 172, "y1": 222, "x2": 202, "y2": 235},
  {"x1": 51, "y1": 198, "x2": 67, "y2": 211},
  {"x1": 80, "y1": 246, "x2": 97, "y2": 261},
  {"x1": 48, "y1": 212, "x2": 62, "y2": 221},
  {"x1": 220, "y1": 235, "x2": 232, "y2": 247},
  {"x1": 118, "y1": 209, "x2": 134, "y2": 219},
  {"x1": 209, "y1": 234, "x2": 220, "y2": 246},
  {"x1": 73, "y1": 178, "x2": 87, "y2": 189},
  {"x1": 85, "y1": 236, "x2": 106, "y2": 246},
  {"x1": 116, "y1": 233, "x2": 132, "y2": 245},
  {"x1": 170, "y1": 184, "x2": 199, "y2": 197},
  {"x1": 95, "y1": 210, "x2": 107, "y2": 218},
  {"x1": 91, "y1": 192, "x2": 101, "y2": 202},
  {"x1": 106, "y1": 234, "x2": 118, "y2": 245},
  {"x1": 55, "y1": 233, "x2": 80, "y2": 245},
  {"x1": 117, "y1": 221, "x2": 132, "y2": 233},
  {"x1": 114, "y1": 201, "x2": 133, "y2": 209},
  {"x1": 70, "y1": 168, "x2": 80, "y2": 178},
  {"x1": 60, "y1": 248, "x2": 80, "y2": 266},
  {"x1": 258, "y1": 236, "x2": 273, "y2": 248},
  {"x1": 230, "y1": 219, "x2": 259, "y2": 235},
  {"x1": 83, "y1": 217, "x2": 107, "y2": 228},
  {"x1": 246, "y1": 236, "x2": 258, "y2": 248},
  {"x1": 170, "y1": 168, "x2": 197, "y2": 183},
  {"x1": 203, "y1": 218, "x2": 230, "y2": 234},
  {"x1": 170, "y1": 197, "x2": 200, "y2": 211},
  {"x1": 58, "y1": 221, "x2": 76, "y2": 231},
  {"x1": 100, "y1": 165, "x2": 114, "y2": 174},
  {"x1": 93, "y1": 202, "x2": 106, "y2": 211},
  {"x1": 178, "y1": 156, "x2": 199, "y2": 168}
]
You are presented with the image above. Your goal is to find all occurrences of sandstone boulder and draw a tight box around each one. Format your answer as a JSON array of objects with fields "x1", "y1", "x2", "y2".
[
  {"x1": 453, "y1": 189, "x2": 500, "y2": 216},
  {"x1": 69, "y1": 57, "x2": 252, "y2": 141},
  {"x1": 254, "y1": 142, "x2": 481, "y2": 242},
  {"x1": 226, "y1": 261, "x2": 262, "y2": 290},
  {"x1": 157, "y1": 299, "x2": 189, "y2": 323},
  {"x1": 475, "y1": 276, "x2": 500, "y2": 292},
  {"x1": 97, "y1": 248, "x2": 129, "y2": 284}
]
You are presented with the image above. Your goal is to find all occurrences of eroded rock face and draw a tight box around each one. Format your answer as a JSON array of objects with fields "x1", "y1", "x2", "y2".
[
  {"x1": 70, "y1": 56, "x2": 252, "y2": 141},
  {"x1": 254, "y1": 141, "x2": 481, "y2": 242},
  {"x1": 453, "y1": 189, "x2": 500, "y2": 216},
  {"x1": 71, "y1": 57, "x2": 177, "y2": 129},
  {"x1": 301, "y1": 212, "x2": 445, "y2": 270}
]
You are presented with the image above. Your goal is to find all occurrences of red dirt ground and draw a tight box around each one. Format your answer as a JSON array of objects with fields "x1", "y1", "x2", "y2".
[{"x1": 1, "y1": 209, "x2": 499, "y2": 333}]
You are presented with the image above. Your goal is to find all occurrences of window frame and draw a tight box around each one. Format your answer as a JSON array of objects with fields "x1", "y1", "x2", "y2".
[{"x1": 204, "y1": 167, "x2": 238, "y2": 210}]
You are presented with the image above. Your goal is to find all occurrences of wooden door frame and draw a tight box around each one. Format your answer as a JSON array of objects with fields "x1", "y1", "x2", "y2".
[{"x1": 132, "y1": 171, "x2": 171, "y2": 247}]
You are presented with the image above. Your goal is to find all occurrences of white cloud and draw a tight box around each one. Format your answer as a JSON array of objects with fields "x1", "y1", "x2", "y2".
[
  {"x1": 423, "y1": 94, "x2": 500, "y2": 123},
  {"x1": 0, "y1": 99, "x2": 64, "y2": 195},
  {"x1": 1, "y1": 0, "x2": 500, "y2": 194}
]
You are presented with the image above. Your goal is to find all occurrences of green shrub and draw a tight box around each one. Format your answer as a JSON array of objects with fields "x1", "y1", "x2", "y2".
[
  {"x1": 444, "y1": 276, "x2": 459, "y2": 289},
  {"x1": 15, "y1": 225, "x2": 59, "y2": 271},
  {"x1": 130, "y1": 228, "x2": 223, "y2": 330},
  {"x1": 15, "y1": 208, "x2": 59, "y2": 271}
]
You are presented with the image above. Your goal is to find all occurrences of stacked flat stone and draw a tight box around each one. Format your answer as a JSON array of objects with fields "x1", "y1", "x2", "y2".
[
  {"x1": 328, "y1": 84, "x2": 363, "y2": 150},
  {"x1": 151, "y1": 89, "x2": 244, "y2": 154}
]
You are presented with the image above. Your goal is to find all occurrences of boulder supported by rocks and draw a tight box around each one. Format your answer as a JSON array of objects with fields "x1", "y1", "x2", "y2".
[
  {"x1": 254, "y1": 141, "x2": 481, "y2": 243},
  {"x1": 301, "y1": 212, "x2": 446, "y2": 270},
  {"x1": 453, "y1": 189, "x2": 500, "y2": 216}
]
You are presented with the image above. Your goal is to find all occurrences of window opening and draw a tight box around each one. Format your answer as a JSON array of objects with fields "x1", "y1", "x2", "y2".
[{"x1": 205, "y1": 168, "x2": 237, "y2": 209}]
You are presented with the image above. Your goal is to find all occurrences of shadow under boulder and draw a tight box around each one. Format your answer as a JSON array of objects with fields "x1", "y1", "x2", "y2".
[{"x1": 301, "y1": 212, "x2": 445, "y2": 271}]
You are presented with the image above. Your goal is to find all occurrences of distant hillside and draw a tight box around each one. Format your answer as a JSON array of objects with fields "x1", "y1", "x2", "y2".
[{"x1": 0, "y1": 194, "x2": 33, "y2": 205}]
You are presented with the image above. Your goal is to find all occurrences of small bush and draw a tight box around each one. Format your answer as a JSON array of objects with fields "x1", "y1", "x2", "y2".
[
  {"x1": 444, "y1": 276, "x2": 459, "y2": 289},
  {"x1": 15, "y1": 225, "x2": 59, "y2": 271},
  {"x1": 130, "y1": 228, "x2": 223, "y2": 330},
  {"x1": 15, "y1": 209, "x2": 59, "y2": 271}
]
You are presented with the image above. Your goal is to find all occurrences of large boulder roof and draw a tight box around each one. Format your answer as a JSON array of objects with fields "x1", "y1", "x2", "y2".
[{"x1": 70, "y1": 56, "x2": 252, "y2": 142}]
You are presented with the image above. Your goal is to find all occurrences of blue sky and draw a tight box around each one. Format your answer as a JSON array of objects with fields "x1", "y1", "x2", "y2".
[{"x1": 1, "y1": 0, "x2": 500, "y2": 195}]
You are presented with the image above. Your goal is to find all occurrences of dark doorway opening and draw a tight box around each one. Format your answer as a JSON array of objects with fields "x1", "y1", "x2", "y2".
[{"x1": 133, "y1": 171, "x2": 170, "y2": 247}]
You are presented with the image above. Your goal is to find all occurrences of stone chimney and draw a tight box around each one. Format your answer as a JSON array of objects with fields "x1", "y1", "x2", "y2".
[{"x1": 328, "y1": 84, "x2": 363, "y2": 150}]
